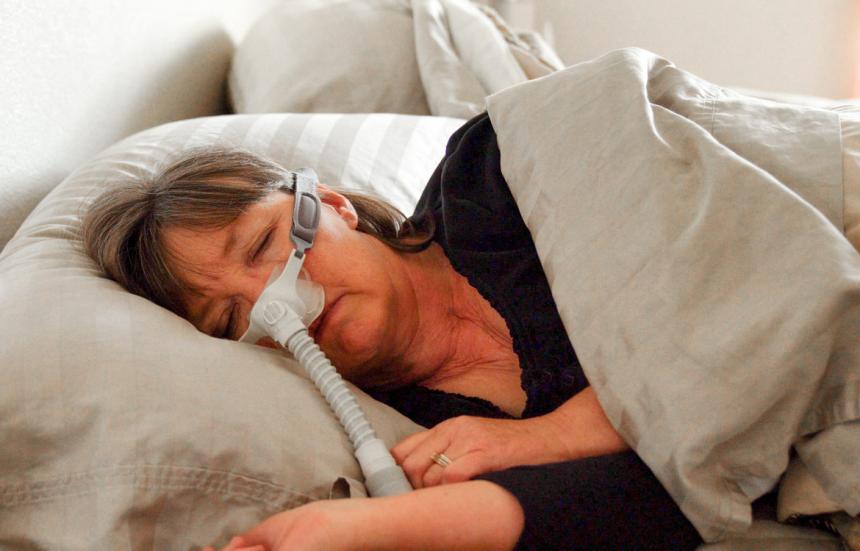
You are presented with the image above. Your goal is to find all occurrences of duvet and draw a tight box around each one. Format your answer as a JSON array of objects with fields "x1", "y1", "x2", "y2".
[{"x1": 485, "y1": 48, "x2": 860, "y2": 541}]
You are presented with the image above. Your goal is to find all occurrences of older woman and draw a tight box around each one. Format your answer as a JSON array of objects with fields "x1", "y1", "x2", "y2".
[{"x1": 82, "y1": 114, "x2": 702, "y2": 550}]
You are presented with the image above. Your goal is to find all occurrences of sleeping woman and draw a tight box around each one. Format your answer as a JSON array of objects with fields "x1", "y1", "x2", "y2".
[{"x1": 81, "y1": 113, "x2": 704, "y2": 550}]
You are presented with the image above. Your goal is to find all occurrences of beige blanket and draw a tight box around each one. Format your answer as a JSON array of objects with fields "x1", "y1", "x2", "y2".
[{"x1": 486, "y1": 48, "x2": 860, "y2": 541}]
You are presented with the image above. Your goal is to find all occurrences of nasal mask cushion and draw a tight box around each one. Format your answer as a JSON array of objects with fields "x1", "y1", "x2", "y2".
[{"x1": 239, "y1": 168, "x2": 324, "y2": 344}]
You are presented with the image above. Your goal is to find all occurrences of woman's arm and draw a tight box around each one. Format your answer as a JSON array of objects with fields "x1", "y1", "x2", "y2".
[
  {"x1": 361, "y1": 480, "x2": 524, "y2": 550},
  {"x1": 210, "y1": 480, "x2": 524, "y2": 551},
  {"x1": 211, "y1": 389, "x2": 618, "y2": 551},
  {"x1": 540, "y1": 386, "x2": 628, "y2": 459},
  {"x1": 391, "y1": 385, "x2": 628, "y2": 489}
]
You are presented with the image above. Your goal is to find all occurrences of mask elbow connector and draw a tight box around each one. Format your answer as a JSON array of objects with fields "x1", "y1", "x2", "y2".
[{"x1": 260, "y1": 300, "x2": 307, "y2": 346}]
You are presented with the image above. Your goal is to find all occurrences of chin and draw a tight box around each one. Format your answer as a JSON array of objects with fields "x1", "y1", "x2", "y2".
[{"x1": 326, "y1": 318, "x2": 384, "y2": 375}]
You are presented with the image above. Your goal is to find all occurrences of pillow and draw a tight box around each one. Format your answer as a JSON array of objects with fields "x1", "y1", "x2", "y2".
[
  {"x1": 229, "y1": 0, "x2": 431, "y2": 115},
  {"x1": 0, "y1": 112, "x2": 465, "y2": 549}
]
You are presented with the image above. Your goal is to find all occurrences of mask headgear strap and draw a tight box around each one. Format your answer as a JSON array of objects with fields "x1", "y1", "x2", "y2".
[
  {"x1": 274, "y1": 167, "x2": 321, "y2": 294},
  {"x1": 283, "y1": 168, "x2": 321, "y2": 257}
]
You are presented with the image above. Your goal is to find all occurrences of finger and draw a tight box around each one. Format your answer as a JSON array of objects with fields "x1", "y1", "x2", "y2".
[
  {"x1": 421, "y1": 462, "x2": 446, "y2": 488},
  {"x1": 439, "y1": 452, "x2": 493, "y2": 485},
  {"x1": 210, "y1": 537, "x2": 239, "y2": 551},
  {"x1": 390, "y1": 429, "x2": 431, "y2": 463},
  {"x1": 400, "y1": 446, "x2": 437, "y2": 489},
  {"x1": 399, "y1": 435, "x2": 456, "y2": 489},
  {"x1": 401, "y1": 454, "x2": 428, "y2": 489},
  {"x1": 236, "y1": 511, "x2": 293, "y2": 547},
  {"x1": 223, "y1": 536, "x2": 246, "y2": 551},
  {"x1": 233, "y1": 529, "x2": 270, "y2": 548}
]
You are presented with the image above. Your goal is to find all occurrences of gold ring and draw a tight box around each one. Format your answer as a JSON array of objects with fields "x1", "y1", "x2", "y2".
[{"x1": 430, "y1": 452, "x2": 453, "y2": 468}]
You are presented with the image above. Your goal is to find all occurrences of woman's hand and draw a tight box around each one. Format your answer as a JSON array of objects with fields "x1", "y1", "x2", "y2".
[
  {"x1": 391, "y1": 387, "x2": 629, "y2": 489},
  {"x1": 391, "y1": 414, "x2": 573, "y2": 489},
  {"x1": 203, "y1": 498, "x2": 367, "y2": 551}
]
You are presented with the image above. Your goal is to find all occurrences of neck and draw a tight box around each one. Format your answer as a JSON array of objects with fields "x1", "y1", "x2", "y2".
[{"x1": 388, "y1": 243, "x2": 518, "y2": 390}]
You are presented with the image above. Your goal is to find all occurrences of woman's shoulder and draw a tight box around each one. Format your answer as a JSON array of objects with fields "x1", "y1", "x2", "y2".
[{"x1": 411, "y1": 113, "x2": 533, "y2": 253}]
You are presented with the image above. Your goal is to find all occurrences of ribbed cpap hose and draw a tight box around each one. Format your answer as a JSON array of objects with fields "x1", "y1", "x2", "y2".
[
  {"x1": 286, "y1": 330, "x2": 375, "y2": 449},
  {"x1": 284, "y1": 328, "x2": 413, "y2": 497}
]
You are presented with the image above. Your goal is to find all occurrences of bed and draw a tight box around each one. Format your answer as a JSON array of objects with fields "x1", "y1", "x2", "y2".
[{"x1": 0, "y1": 1, "x2": 857, "y2": 549}]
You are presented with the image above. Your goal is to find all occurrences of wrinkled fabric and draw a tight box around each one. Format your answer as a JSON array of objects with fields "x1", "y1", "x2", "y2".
[
  {"x1": 486, "y1": 48, "x2": 860, "y2": 541},
  {"x1": 411, "y1": 0, "x2": 562, "y2": 118},
  {"x1": 0, "y1": 113, "x2": 450, "y2": 550},
  {"x1": 840, "y1": 107, "x2": 860, "y2": 252}
]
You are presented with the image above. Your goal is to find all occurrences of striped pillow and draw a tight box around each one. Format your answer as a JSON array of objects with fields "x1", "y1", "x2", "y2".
[{"x1": 0, "y1": 113, "x2": 464, "y2": 549}]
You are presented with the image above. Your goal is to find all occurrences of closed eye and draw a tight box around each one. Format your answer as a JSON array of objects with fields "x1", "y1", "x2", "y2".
[
  {"x1": 220, "y1": 303, "x2": 237, "y2": 339},
  {"x1": 252, "y1": 229, "x2": 273, "y2": 262}
]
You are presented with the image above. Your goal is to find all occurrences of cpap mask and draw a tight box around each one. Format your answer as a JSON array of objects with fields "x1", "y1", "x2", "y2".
[
  {"x1": 239, "y1": 168, "x2": 324, "y2": 344},
  {"x1": 239, "y1": 168, "x2": 412, "y2": 497}
]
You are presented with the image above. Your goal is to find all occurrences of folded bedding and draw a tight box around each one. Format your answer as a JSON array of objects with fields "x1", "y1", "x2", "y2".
[
  {"x1": 229, "y1": 0, "x2": 562, "y2": 118},
  {"x1": 486, "y1": 48, "x2": 860, "y2": 542}
]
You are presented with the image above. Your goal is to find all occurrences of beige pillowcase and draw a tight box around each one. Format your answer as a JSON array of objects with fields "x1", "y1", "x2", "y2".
[
  {"x1": 229, "y1": 0, "x2": 430, "y2": 115},
  {"x1": 0, "y1": 112, "x2": 465, "y2": 549}
]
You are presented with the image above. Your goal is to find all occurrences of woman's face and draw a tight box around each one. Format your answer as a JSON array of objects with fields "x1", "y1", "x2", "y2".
[{"x1": 162, "y1": 184, "x2": 417, "y2": 385}]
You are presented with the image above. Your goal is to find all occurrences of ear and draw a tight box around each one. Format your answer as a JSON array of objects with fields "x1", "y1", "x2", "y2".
[{"x1": 317, "y1": 183, "x2": 359, "y2": 230}]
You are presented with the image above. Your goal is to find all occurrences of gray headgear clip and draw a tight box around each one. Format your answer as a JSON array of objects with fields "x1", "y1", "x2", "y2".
[{"x1": 283, "y1": 168, "x2": 321, "y2": 257}]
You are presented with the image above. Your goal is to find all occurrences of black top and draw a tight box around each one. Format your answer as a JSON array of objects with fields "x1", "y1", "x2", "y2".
[
  {"x1": 369, "y1": 113, "x2": 588, "y2": 424},
  {"x1": 370, "y1": 114, "x2": 701, "y2": 550}
]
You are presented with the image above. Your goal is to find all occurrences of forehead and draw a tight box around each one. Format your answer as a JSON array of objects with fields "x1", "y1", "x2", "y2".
[
  {"x1": 162, "y1": 223, "x2": 229, "y2": 270},
  {"x1": 163, "y1": 191, "x2": 291, "y2": 260}
]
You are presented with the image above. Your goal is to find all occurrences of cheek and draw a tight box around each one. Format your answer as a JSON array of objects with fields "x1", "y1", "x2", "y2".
[
  {"x1": 332, "y1": 310, "x2": 386, "y2": 361},
  {"x1": 320, "y1": 298, "x2": 389, "y2": 369},
  {"x1": 304, "y1": 229, "x2": 379, "y2": 287}
]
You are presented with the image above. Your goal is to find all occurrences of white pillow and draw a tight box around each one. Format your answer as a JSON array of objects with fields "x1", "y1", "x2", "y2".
[
  {"x1": 229, "y1": 0, "x2": 431, "y2": 115},
  {"x1": 0, "y1": 112, "x2": 465, "y2": 549}
]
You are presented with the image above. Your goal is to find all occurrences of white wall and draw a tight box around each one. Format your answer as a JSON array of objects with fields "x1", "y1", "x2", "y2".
[
  {"x1": 0, "y1": 0, "x2": 279, "y2": 251},
  {"x1": 516, "y1": 0, "x2": 860, "y2": 99}
]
